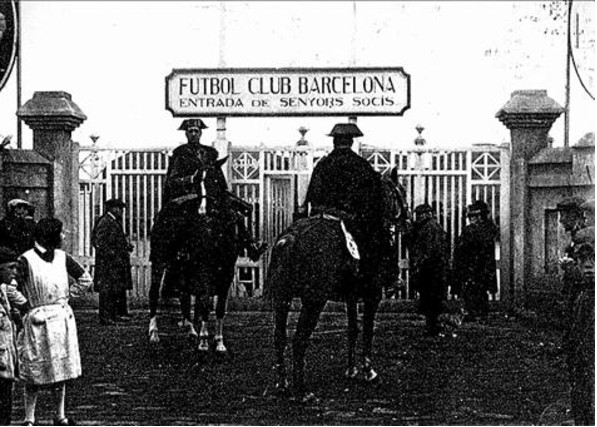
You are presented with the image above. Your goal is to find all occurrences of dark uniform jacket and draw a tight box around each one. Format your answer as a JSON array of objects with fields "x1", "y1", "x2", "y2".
[
  {"x1": 405, "y1": 217, "x2": 449, "y2": 289},
  {"x1": 164, "y1": 143, "x2": 224, "y2": 205},
  {"x1": 305, "y1": 147, "x2": 385, "y2": 259},
  {"x1": 453, "y1": 218, "x2": 498, "y2": 294},
  {"x1": 91, "y1": 213, "x2": 132, "y2": 292},
  {"x1": 0, "y1": 215, "x2": 35, "y2": 255}
]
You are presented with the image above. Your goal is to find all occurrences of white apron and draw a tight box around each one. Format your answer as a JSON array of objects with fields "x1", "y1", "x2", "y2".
[{"x1": 17, "y1": 249, "x2": 81, "y2": 385}]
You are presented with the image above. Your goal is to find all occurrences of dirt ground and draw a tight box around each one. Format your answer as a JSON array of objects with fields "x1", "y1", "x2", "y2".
[{"x1": 11, "y1": 304, "x2": 574, "y2": 426}]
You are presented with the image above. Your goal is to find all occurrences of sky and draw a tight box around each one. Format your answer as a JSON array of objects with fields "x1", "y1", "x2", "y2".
[{"x1": 0, "y1": 1, "x2": 594, "y2": 151}]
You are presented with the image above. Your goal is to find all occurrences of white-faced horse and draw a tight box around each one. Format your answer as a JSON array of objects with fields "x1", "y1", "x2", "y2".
[{"x1": 147, "y1": 158, "x2": 242, "y2": 354}]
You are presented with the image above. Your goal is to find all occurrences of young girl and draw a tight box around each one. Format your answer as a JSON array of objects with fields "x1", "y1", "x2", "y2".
[{"x1": 17, "y1": 218, "x2": 92, "y2": 426}]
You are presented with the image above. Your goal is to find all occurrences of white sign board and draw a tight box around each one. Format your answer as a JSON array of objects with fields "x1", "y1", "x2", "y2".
[{"x1": 166, "y1": 67, "x2": 410, "y2": 117}]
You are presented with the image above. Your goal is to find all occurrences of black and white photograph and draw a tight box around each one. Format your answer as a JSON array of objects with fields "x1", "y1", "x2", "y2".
[{"x1": 0, "y1": 1, "x2": 594, "y2": 425}]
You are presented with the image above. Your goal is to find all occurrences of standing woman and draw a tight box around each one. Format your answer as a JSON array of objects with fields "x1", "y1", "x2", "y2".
[{"x1": 16, "y1": 218, "x2": 92, "y2": 426}]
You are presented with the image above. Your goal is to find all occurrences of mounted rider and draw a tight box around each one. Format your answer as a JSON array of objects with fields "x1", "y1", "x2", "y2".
[
  {"x1": 152, "y1": 118, "x2": 266, "y2": 267},
  {"x1": 305, "y1": 123, "x2": 388, "y2": 287}
]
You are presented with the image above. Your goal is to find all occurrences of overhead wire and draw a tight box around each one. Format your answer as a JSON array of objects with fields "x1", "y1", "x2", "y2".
[{"x1": 568, "y1": 0, "x2": 595, "y2": 101}]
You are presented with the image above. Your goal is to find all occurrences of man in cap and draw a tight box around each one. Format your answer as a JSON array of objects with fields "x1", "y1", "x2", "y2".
[
  {"x1": 556, "y1": 197, "x2": 587, "y2": 327},
  {"x1": 305, "y1": 123, "x2": 387, "y2": 291},
  {"x1": 404, "y1": 203, "x2": 449, "y2": 336},
  {"x1": 92, "y1": 198, "x2": 133, "y2": 325},
  {"x1": 566, "y1": 224, "x2": 594, "y2": 426},
  {"x1": 0, "y1": 199, "x2": 36, "y2": 255},
  {"x1": 453, "y1": 200, "x2": 498, "y2": 322},
  {"x1": 0, "y1": 247, "x2": 28, "y2": 425}
]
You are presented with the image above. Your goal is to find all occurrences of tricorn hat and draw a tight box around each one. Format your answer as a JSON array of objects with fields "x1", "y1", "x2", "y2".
[
  {"x1": 178, "y1": 119, "x2": 208, "y2": 131},
  {"x1": 0, "y1": 247, "x2": 18, "y2": 266},
  {"x1": 327, "y1": 123, "x2": 364, "y2": 138},
  {"x1": 556, "y1": 196, "x2": 585, "y2": 212},
  {"x1": 105, "y1": 198, "x2": 126, "y2": 209},
  {"x1": 467, "y1": 200, "x2": 489, "y2": 217}
]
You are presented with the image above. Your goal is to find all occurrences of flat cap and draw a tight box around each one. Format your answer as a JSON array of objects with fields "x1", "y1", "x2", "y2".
[
  {"x1": 178, "y1": 119, "x2": 208, "y2": 131},
  {"x1": 327, "y1": 123, "x2": 363, "y2": 138},
  {"x1": 556, "y1": 196, "x2": 585, "y2": 212},
  {"x1": 7, "y1": 199, "x2": 31, "y2": 210},
  {"x1": 105, "y1": 198, "x2": 126, "y2": 209},
  {"x1": 414, "y1": 203, "x2": 433, "y2": 215},
  {"x1": 0, "y1": 247, "x2": 18, "y2": 266},
  {"x1": 467, "y1": 200, "x2": 489, "y2": 217}
]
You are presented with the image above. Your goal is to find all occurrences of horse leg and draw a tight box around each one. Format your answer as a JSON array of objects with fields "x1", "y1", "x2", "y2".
[
  {"x1": 148, "y1": 262, "x2": 166, "y2": 343},
  {"x1": 361, "y1": 296, "x2": 381, "y2": 382},
  {"x1": 345, "y1": 297, "x2": 359, "y2": 379},
  {"x1": 179, "y1": 292, "x2": 198, "y2": 340},
  {"x1": 195, "y1": 295, "x2": 212, "y2": 352},
  {"x1": 273, "y1": 298, "x2": 291, "y2": 392},
  {"x1": 292, "y1": 300, "x2": 326, "y2": 399},
  {"x1": 214, "y1": 293, "x2": 228, "y2": 353}
]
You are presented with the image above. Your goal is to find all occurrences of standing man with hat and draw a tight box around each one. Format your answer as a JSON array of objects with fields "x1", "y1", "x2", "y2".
[
  {"x1": 453, "y1": 200, "x2": 498, "y2": 322},
  {"x1": 92, "y1": 198, "x2": 133, "y2": 325},
  {"x1": 556, "y1": 197, "x2": 587, "y2": 327},
  {"x1": 305, "y1": 123, "x2": 387, "y2": 293},
  {"x1": 404, "y1": 203, "x2": 449, "y2": 336}
]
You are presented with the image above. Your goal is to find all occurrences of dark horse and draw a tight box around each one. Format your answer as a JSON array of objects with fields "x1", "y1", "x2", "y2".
[
  {"x1": 147, "y1": 157, "x2": 242, "y2": 353},
  {"x1": 265, "y1": 171, "x2": 408, "y2": 399}
]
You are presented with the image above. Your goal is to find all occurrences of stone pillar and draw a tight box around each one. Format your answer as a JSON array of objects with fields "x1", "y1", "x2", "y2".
[
  {"x1": 18, "y1": 91, "x2": 87, "y2": 253},
  {"x1": 496, "y1": 90, "x2": 563, "y2": 310}
]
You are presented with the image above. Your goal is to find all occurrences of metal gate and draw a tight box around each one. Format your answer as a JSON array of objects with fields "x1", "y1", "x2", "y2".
[{"x1": 78, "y1": 143, "x2": 509, "y2": 300}]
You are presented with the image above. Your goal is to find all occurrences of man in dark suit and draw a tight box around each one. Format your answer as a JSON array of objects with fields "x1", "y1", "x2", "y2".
[
  {"x1": 92, "y1": 198, "x2": 133, "y2": 325},
  {"x1": 404, "y1": 203, "x2": 449, "y2": 336},
  {"x1": 453, "y1": 200, "x2": 498, "y2": 322}
]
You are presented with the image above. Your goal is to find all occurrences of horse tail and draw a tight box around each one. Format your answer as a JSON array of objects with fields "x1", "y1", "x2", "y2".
[{"x1": 263, "y1": 232, "x2": 296, "y2": 306}]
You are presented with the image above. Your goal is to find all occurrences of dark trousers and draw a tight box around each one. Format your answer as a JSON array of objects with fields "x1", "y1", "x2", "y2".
[
  {"x1": 99, "y1": 286, "x2": 129, "y2": 321},
  {"x1": 0, "y1": 379, "x2": 13, "y2": 425},
  {"x1": 463, "y1": 280, "x2": 489, "y2": 318},
  {"x1": 415, "y1": 267, "x2": 445, "y2": 333}
]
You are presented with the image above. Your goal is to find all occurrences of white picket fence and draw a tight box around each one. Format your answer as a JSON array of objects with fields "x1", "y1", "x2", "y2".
[{"x1": 77, "y1": 143, "x2": 510, "y2": 301}]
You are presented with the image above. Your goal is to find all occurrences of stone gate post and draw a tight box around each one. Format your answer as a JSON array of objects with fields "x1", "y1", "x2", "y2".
[
  {"x1": 496, "y1": 90, "x2": 564, "y2": 310},
  {"x1": 17, "y1": 91, "x2": 87, "y2": 253}
]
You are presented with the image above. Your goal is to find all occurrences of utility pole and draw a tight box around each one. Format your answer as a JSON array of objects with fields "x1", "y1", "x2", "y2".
[{"x1": 564, "y1": 0, "x2": 573, "y2": 148}]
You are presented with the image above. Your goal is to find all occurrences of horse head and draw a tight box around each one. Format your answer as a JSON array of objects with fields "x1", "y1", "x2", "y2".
[
  {"x1": 195, "y1": 156, "x2": 229, "y2": 205},
  {"x1": 380, "y1": 169, "x2": 410, "y2": 231}
]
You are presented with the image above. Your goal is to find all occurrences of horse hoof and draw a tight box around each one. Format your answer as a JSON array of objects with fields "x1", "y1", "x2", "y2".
[
  {"x1": 214, "y1": 336, "x2": 227, "y2": 353},
  {"x1": 198, "y1": 336, "x2": 210, "y2": 352},
  {"x1": 364, "y1": 368, "x2": 379, "y2": 383},
  {"x1": 148, "y1": 330, "x2": 160, "y2": 344},
  {"x1": 345, "y1": 366, "x2": 359, "y2": 379}
]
